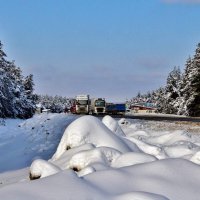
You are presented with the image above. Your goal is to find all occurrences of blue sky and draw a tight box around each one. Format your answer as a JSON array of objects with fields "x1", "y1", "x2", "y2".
[{"x1": 0, "y1": 0, "x2": 200, "y2": 101}]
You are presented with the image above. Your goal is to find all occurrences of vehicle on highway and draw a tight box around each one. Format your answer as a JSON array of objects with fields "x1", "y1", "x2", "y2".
[
  {"x1": 106, "y1": 103, "x2": 126, "y2": 115},
  {"x1": 73, "y1": 94, "x2": 90, "y2": 114},
  {"x1": 90, "y1": 98, "x2": 106, "y2": 115}
]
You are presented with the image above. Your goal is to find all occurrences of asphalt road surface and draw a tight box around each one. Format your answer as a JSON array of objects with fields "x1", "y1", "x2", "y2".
[{"x1": 123, "y1": 114, "x2": 200, "y2": 122}]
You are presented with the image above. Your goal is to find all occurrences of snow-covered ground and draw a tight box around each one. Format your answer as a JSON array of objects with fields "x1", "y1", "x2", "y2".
[
  {"x1": 1, "y1": 114, "x2": 200, "y2": 199},
  {"x1": 0, "y1": 113, "x2": 77, "y2": 172}
]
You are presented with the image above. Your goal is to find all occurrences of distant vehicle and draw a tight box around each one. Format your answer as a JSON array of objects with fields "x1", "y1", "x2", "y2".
[
  {"x1": 42, "y1": 109, "x2": 51, "y2": 114},
  {"x1": 90, "y1": 98, "x2": 106, "y2": 115},
  {"x1": 70, "y1": 102, "x2": 76, "y2": 114},
  {"x1": 106, "y1": 103, "x2": 126, "y2": 115},
  {"x1": 74, "y1": 94, "x2": 90, "y2": 114}
]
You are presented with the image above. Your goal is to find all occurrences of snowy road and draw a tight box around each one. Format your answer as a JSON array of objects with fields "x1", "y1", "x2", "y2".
[{"x1": 125, "y1": 113, "x2": 200, "y2": 122}]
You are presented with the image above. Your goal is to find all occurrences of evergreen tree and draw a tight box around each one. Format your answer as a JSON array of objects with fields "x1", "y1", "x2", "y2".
[
  {"x1": 154, "y1": 87, "x2": 166, "y2": 113},
  {"x1": 0, "y1": 41, "x2": 7, "y2": 67},
  {"x1": 0, "y1": 41, "x2": 36, "y2": 118},
  {"x1": 177, "y1": 57, "x2": 192, "y2": 115},
  {"x1": 185, "y1": 43, "x2": 200, "y2": 116},
  {"x1": 164, "y1": 66, "x2": 182, "y2": 114},
  {"x1": 24, "y1": 74, "x2": 34, "y2": 99},
  {"x1": 128, "y1": 42, "x2": 200, "y2": 117},
  {"x1": 36, "y1": 94, "x2": 72, "y2": 113},
  {"x1": 136, "y1": 92, "x2": 141, "y2": 98}
]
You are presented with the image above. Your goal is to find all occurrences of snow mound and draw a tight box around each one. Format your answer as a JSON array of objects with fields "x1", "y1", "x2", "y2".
[
  {"x1": 164, "y1": 144, "x2": 198, "y2": 158},
  {"x1": 128, "y1": 130, "x2": 149, "y2": 138},
  {"x1": 69, "y1": 147, "x2": 121, "y2": 171},
  {"x1": 112, "y1": 152, "x2": 157, "y2": 168},
  {"x1": 102, "y1": 115, "x2": 125, "y2": 136},
  {"x1": 113, "y1": 191, "x2": 169, "y2": 200},
  {"x1": 30, "y1": 159, "x2": 61, "y2": 179},
  {"x1": 0, "y1": 170, "x2": 108, "y2": 200},
  {"x1": 3, "y1": 115, "x2": 200, "y2": 199},
  {"x1": 118, "y1": 118, "x2": 130, "y2": 126},
  {"x1": 85, "y1": 159, "x2": 200, "y2": 200},
  {"x1": 51, "y1": 143, "x2": 96, "y2": 169},
  {"x1": 126, "y1": 136, "x2": 167, "y2": 159},
  {"x1": 77, "y1": 166, "x2": 96, "y2": 177},
  {"x1": 52, "y1": 115, "x2": 131, "y2": 160},
  {"x1": 69, "y1": 148, "x2": 110, "y2": 171},
  {"x1": 2, "y1": 159, "x2": 200, "y2": 200},
  {"x1": 190, "y1": 151, "x2": 200, "y2": 164},
  {"x1": 146, "y1": 130, "x2": 192, "y2": 146}
]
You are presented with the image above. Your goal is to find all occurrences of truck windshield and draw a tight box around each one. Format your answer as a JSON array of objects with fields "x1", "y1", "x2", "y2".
[
  {"x1": 95, "y1": 100, "x2": 105, "y2": 107},
  {"x1": 76, "y1": 100, "x2": 88, "y2": 105}
]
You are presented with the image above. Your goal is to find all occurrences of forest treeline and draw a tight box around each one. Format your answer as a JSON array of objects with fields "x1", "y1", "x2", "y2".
[
  {"x1": 1, "y1": 41, "x2": 200, "y2": 118},
  {"x1": 130, "y1": 43, "x2": 200, "y2": 117}
]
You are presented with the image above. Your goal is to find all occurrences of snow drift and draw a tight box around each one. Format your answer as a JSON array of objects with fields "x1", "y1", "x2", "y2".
[
  {"x1": 1, "y1": 115, "x2": 200, "y2": 200},
  {"x1": 52, "y1": 115, "x2": 132, "y2": 160}
]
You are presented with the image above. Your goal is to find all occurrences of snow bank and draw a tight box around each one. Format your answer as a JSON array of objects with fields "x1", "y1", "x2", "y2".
[
  {"x1": 111, "y1": 152, "x2": 157, "y2": 168},
  {"x1": 102, "y1": 115, "x2": 125, "y2": 136},
  {"x1": 126, "y1": 136, "x2": 167, "y2": 159},
  {"x1": 32, "y1": 115, "x2": 200, "y2": 177},
  {"x1": 190, "y1": 151, "x2": 200, "y2": 164},
  {"x1": 113, "y1": 191, "x2": 169, "y2": 200},
  {"x1": 51, "y1": 143, "x2": 96, "y2": 170},
  {"x1": 0, "y1": 113, "x2": 76, "y2": 172},
  {"x1": 52, "y1": 116, "x2": 131, "y2": 160},
  {"x1": 146, "y1": 130, "x2": 192, "y2": 146},
  {"x1": 85, "y1": 159, "x2": 200, "y2": 200},
  {"x1": 77, "y1": 166, "x2": 96, "y2": 177},
  {"x1": 1, "y1": 159, "x2": 200, "y2": 200},
  {"x1": 69, "y1": 148, "x2": 110, "y2": 171},
  {"x1": 2, "y1": 115, "x2": 200, "y2": 200},
  {"x1": 29, "y1": 159, "x2": 60, "y2": 179},
  {"x1": 69, "y1": 147, "x2": 121, "y2": 172},
  {"x1": 0, "y1": 170, "x2": 108, "y2": 200},
  {"x1": 164, "y1": 144, "x2": 198, "y2": 158}
]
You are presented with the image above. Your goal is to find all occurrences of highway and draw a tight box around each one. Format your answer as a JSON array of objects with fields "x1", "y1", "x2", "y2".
[{"x1": 123, "y1": 114, "x2": 200, "y2": 122}]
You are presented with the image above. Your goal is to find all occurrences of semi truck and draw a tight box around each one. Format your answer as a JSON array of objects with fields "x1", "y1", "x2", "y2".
[
  {"x1": 106, "y1": 103, "x2": 126, "y2": 115},
  {"x1": 90, "y1": 98, "x2": 106, "y2": 115},
  {"x1": 74, "y1": 94, "x2": 90, "y2": 114}
]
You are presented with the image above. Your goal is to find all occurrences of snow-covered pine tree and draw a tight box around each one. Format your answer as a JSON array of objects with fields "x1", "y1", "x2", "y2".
[
  {"x1": 177, "y1": 57, "x2": 192, "y2": 115},
  {"x1": 24, "y1": 74, "x2": 35, "y2": 99},
  {"x1": 0, "y1": 41, "x2": 36, "y2": 118},
  {"x1": 185, "y1": 43, "x2": 200, "y2": 116},
  {"x1": 0, "y1": 70, "x2": 14, "y2": 117},
  {"x1": 164, "y1": 66, "x2": 182, "y2": 114},
  {"x1": 36, "y1": 94, "x2": 72, "y2": 113},
  {"x1": 0, "y1": 41, "x2": 6, "y2": 66},
  {"x1": 154, "y1": 87, "x2": 166, "y2": 113},
  {"x1": 0, "y1": 42, "x2": 15, "y2": 117}
]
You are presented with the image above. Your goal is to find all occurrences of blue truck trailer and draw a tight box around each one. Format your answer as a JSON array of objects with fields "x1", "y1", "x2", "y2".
[{"x1": 106, "y1": 103, "x2": 126, "y2": 115}]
